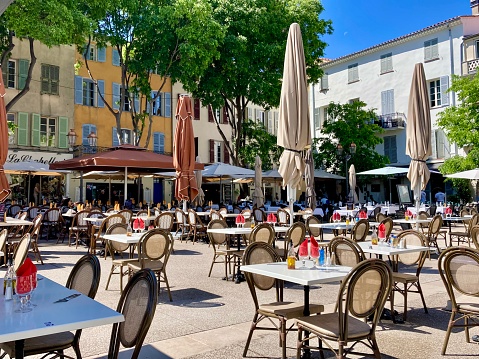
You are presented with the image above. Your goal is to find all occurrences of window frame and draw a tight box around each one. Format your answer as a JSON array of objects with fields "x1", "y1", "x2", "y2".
[
  {"x1": 41, "y1": 64, "x2": 60, "y2": 95},
  {"x1": 39, "y1": 116, "x2": 56, "y2": 147},
  {"x1": 424, "y1": 38, "x2": 439, "y2": 62},
  {"x1": 7, "y1": 113, "x2": 15, "y2": 144},
  {"x1": 4, "y1": 60, "x2": 16, "y2": 89},
  {"x1": 380, "y1": 53, "x2": 393, "y2": 74}
]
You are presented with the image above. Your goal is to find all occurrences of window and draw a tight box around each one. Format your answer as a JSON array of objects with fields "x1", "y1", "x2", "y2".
[
  {"x1": 214, "y1": 108, "x2": 221, "y2": 122},
  {"x1": 248, "y1": 107, "x2": 253, "y2": 120},
  {"x1": 381, "y1": 89, "x2": 395, "y2": 115},
  {"x1": 82, "y1": 124, "x2": 97, "y2": 146},
  {"x1": 380, "y1": 53, "x2": 393, "y2": 74},
  {"x1": 320, "y1": 73, "x2": 329, "y2": 91},
  {"x1": 2, "y1": 60, "x2": 16, "y2": 89},
  {"x1": 274, "y1": 112, "x2": 279, "y2": 134},
  {"x1": 193, "y1": 98, "x2": 200, "y2": 120},
  {"x1": 153, "y1": 132, "x2": 165, "y2": 154},
  {"x1": 429, "y1": 76, "x2": 449, "y2": 108},
  {"x1": 17, "y1": 59, "x2": 28, "y2": 90},
  {"x1": 215, "y1": 141, "x2": 222, "y2": 163},
  {"x1": 313, "y1": 107, "x2": 321, "y2": 129},
  {"x1": 267, "y1": 112, "x2": 273, "y2": 134},
  {"x1": 41, "y1": 64, "x2": 59, "y2": 95},
  {"x1": 112, "y1": 127, "x2": 132, "y2": 146},
  {"x1": 7, "y1": 113, "x2": 14, "y2": 144},
  {"x1": 424, "y1": 38, "x2": 439, "y2": 61},
  {"x1": 74, "y1": 76, "x2": 104, "y2": 107},
  {"x1": 84, "y1": 44, "x2": 96, "y2": 61},
  {"x1": 349, "y1": 98, "x2": 360, "y2": 104},
  {"x1": 348, "y1": 63, "x2": 359, "y2": 83},
  {"x1": 149, "y1": 91, "x2": 171, "y2": 116},
  {"x1": 383, "y1": 135, "x2": 397, "y2": 163},
  {"x1": 39, "y1": 117, "x2": 56, "y2": 147},
  {"x1": 432, "y1": 128, "x2": 450, "y2": 159},
  {"x1": 476, "y1": 40, "x2": 479, "y2": 59},
  {"x1": 322, "y1": 106, "x2": 330, "y2": 125}
]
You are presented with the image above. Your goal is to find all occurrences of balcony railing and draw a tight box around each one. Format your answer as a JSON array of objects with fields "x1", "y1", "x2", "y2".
[
  {"x1": 465, "y1": 59, "x2": 479, "y2": 74},
  {"x1": 377, "y1": 113, "x2": 406, "y2": 130}
]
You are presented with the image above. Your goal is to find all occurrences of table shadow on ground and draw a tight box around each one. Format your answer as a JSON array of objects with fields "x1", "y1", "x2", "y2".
[{"x1": 169, "y1": 288, "x2": 224, "y2": 308}]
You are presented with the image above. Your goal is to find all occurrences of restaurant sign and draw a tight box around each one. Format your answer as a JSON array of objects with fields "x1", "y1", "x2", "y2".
[{"x1": 6, "y1": 150, "x2": 73, "y2": 164}]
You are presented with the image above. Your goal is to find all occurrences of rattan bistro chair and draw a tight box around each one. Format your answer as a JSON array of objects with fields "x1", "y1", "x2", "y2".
[
  {"x1": 68, "y1": 210, "x2": 90, "y2": 248},
  {"x1": 207, "y1": 219, "x2": 233, "y2": 280},
  {"x1": 438, "y1": 247, "x2": 479, "y2": 355},
  {"x1": 350, "y1": 219, "x2": 369, "y2": 242},
  {"x1": 105, "y1": 223, "x2": 135, "y2": 293},
  {"x1": 471, "y1": 225, "x2": 479, "y2": 250},
  {"x1": 277, "y1": 221, "x2": 306, "y2": 260},
  {"x1": 449, "y1": 213, "x2": 479, "y2": 247},
  {"x1": 0, "y1": 254, "x2": 101, "y2": 359},
  {"x1": 127, "y1": 229, "x2": 174, "y2": 301},
  {"x1": 108, "y1": 269, "x2": 158, "y2": 359},
  {"x1": 425, "y1": 214, "x2": 443, "y2": 255},
  {"x1": 242, "y1": 242, "x2": 324, "y2": 359},
  {"x1": 389, "y1": 230, "x2": 428, "y2": 322},
  {"x1": 328, "y1": 236, "x2": 365, "y2": 267},
  {"x1": 154, "y1": 212, "x2": 175, "y2": 231},
  {"x1": 12, "y1": 234, "x2": 31, "y2": 273},
  {"x1": 295, "y1": 259, "x2": 392, "y2": 359}
]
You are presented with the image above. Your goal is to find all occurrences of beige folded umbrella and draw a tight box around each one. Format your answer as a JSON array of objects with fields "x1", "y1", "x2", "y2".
[
  {"x1": 252, "y1": 156, "x2": 264, "y2": 208},
  {"x1": 277, "y1": 23, "x2": 311, "y2": 223},
  {"x1": 406, "y1": 63, "x2": 432, "y2": 220}
]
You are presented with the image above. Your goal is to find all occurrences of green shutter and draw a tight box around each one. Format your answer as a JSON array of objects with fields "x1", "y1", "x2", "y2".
[
  {"x1": 58, "y1": 117, "x2": 69, "y2": 148},
  {"x1": 31, "y1": 113, "x2": 41, "y2": 146},
  {"x1": 18, "y1": 59, "x2": 29, "y2": 90},
  {"x1": 17, "y1": 112, "x2": 29, "y2": 145}
]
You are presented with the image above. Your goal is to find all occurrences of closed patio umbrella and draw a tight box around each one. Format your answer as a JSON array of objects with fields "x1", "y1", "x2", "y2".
[
  {"x1": 194, "y1": 156, "x2": 205, "y2": 206},
  {"x1": 349, "y1": 164, "x2": 358, "y2": 204},
  {"x1": 173, "y1": 95, "x2": 198, "y2": 209},
  {"x1": 277, "y1": 23, "x2": 311, "y2": 224},
  {"x1": 0, "y1": 70, "x2": 11, "y2": 202},
  {"x1": 252, "y1": 156, "x2": 264, "y2": 208},
  {"x1": 305, "y1": 149, "x2": 316, "y2": 210},
  {"x1": 406, "y1": 63, "x2": 432, "y2": 220}
]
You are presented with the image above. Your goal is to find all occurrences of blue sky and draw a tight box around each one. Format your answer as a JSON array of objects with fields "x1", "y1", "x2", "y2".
[{"x1": 320, "y1": 0, "x2": 472, "y2": 59}]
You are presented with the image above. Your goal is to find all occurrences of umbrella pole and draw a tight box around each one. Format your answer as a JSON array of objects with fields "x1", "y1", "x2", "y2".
[
  {"x1": 389, "y1": 178, "x2": 392, "y2": 204},
  {"x1": 415, "y1": 181, "x2": 421, "y2": 231},
  {"x1": 124, "y1": 167, "x2": 128, "y2": 207},
  {"x1": 80, "y1": 172, "x2": 83, "y2": 202},
  {"x1": 27, "y1": 174, "x2": 31, "y2": 204},
  {"x1": 288, "y1": 185, "x2": 294, "y2": 226},
  {"x1": 108, "y1": 176, "x2": 112, "y2": 204}
]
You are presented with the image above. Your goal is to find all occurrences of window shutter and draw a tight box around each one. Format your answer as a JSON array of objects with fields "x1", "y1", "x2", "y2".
[
  {"x1": 18, "y1": 59, "x2": 29, "y2": 90},
  {"x1": 112, "y1": 83, "x2": 120, "y2": 110},
  {"x1": 320, "y1": 74, "x2": 328, "y2": 90},
  {"x1": 153, "y1": 132, "x2": 160, "y2": 153},
  {"x1": 424, "y1": 40, "x2": 432, "y2": 60},
  {"x1": 41, "y1": 65, "x2": 49, "y2": 93},
  {"x1": 314, "y1": 107, "x2": 321, "y2": 129},
  {"x1": 134, "y1": 94, "x2": 140, "y2": 113},
  {"x1": 431, "y1": 130, "x2": 437, "y2": 159},
  {"x1": 31, "y1": 113, "x2": 41, "y2": 147},
  {"x1": 222, "y1": 107, "x2": 228, "y2": 124},
  {"x1": 248, "y1": 107, "x2": 252, "y2": 120},
  {"x1": 384, "y1": 136, "x2": 390, "y2": 158},
  {"x1": 440, "y1": 76, "x2": 449, "y2": 106},
  {"x1": 388, "y1": 89, "x2": 395, "y2": 114},
  {"x1": 112, "y1": 49, "x2": 120, "y2": 66},
  {"x1": 17, "y1": 112, "x2": 29, "y2": 146},
  {"x1": 97, "y1": 80, "x2": 105, "y2": 108},
  {"x1": 437, "y1": 129, "x2": 445, "y2": 159},
  {"x1": 390, "y1": 136, "x2": 397, "y2": 163},
  {"x1": 74, "y1": 76, "x2": 83, "y2": 104},
  {"x1": 164, "y1": 92, "x2": 171, "y2": 117},
  {"x1": 97, "y1": 47, "x2": 106, "y2": 62},
  {"x1": 159, "y1": 132, "x2": 165, "y2": 154},
  {"x1": 58, "y1": 117, "x2": 69, "y2": 148},
  {"x1": 381, "y1": 91, "x2": 388, "y2": 115},
  {"x1": 267, "y1": 112, "x2": 272, "y2": 133},
  {"x1": 158, "y1": 92, "x2": 163, "y2": 116},
  {"x1": 82, "y1": 124, "x2": 92, "y2": 145},
  {"x1": 112, "y1": 127, "x2": 120, "y2": 147},
  {"x1": 194, "y1": 99, "x2": 200, "y2": 120},
  {"x1": 431, "y1": 38, "x2": 439, "y2": 59},
  {"x1": 209, "y1": 139, "x2": 215, "y2": 162},
  {"x1": 223, "y1": 141, "x2": 229, "y2": 164},
  {"x1": 208, "y1": 106, "x2": 214, "y2": 122}
]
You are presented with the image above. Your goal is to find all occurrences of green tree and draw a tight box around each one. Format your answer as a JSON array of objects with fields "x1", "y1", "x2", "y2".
[
  {"x1": 82, "y1": 0, "x2": 224, "y2": 146},
  {"x1": 238, "y1": 120, "x2": 281, "y2": 170},
  {"x1": 1, "y1": 0, "x2": 98, "y2": 111},
  {"x1": 312, "y1": 101, "x2": 388, "y2": 176},
  {"x1": 191, "y1": 0, "x2": 332, "y2": 165}
]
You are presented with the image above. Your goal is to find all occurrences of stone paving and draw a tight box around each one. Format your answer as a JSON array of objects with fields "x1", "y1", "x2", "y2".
[{"x1": 2, "y1": 231, "x2": 479, "y2": 359}]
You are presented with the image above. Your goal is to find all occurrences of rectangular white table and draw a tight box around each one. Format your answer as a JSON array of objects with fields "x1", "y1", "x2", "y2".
[
  {"x1": 0, "y1": 275, "x2": 123, "y2": 359},
  {"x1": 0, "y1": 218, "x2": 33, "y2": 227}
]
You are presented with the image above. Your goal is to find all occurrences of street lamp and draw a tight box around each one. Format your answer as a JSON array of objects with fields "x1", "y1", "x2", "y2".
[
  {"x1": 87, "y1": 131, "x2": 98, "y2": 147},
  {"x1": 337, "y1": 142, "x2": 356, "y2": 203},
  {"x1": 67, "y1": 129, "x2": 77, "y2": 151}
]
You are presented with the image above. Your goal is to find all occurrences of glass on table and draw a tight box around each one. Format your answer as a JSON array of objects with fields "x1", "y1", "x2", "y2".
[
  {"x1": 298, "y1": 246, "x2": 309, "y2": 270},
  {"x1": 15, "y1": 275, "x2": 33, "y2": 313},
  {"x1": 309, "y1": 246, "x2": 319, "y2": 268}
]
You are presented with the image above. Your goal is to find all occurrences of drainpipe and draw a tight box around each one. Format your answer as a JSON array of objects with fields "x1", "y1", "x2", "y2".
[{"x1": 449, "y1": 24, "x2": 459, "y2": 157}]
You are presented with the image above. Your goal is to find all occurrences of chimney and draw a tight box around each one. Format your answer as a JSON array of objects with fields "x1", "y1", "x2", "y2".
[{"x1": 472, "y1": 0, "x2": 479, "y2": 15}]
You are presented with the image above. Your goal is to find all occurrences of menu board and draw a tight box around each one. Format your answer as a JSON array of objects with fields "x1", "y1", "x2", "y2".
[{"x1": 396, "y1": 184, "x2": 412, "y2": 205}]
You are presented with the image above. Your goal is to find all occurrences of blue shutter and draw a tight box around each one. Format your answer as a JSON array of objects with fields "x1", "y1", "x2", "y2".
[
  {"x1": 112, "y1": 49, "x2": 120, "y2": 66},
  {"x1": 82, "y1": 124, "x2": 92, "y2": 145},
  {"x1": 74, "y1": 76, "x2": 83, "y2": 104},
  {"x1": 440, "y1": 76, "x2": 449, "y2": 106},
  {"x1": 112, "y1": 127, "x2": 120, "y2": 146},
  {"x1": 159, "y1": 132, "x2": 165, "y2": 154},
  {"x1": 158, "y1": 92, "x2": 162, "y2": 116},
  {"x1": 153, "y1": 132, "x2": 160, "y2": 153},
  {"x1": 134, "y1": 94, "x2": 140, "y2": 112},
  {"x1": 164, "y1": 92, "x2": 171, "y2": 117},
  {"x1": 97, "y1": 80, "x2": 105, "y2": 108},
  {"x1": 112, "y1": 83, "x2": 120, "y2": 110},
  {"x1": 97, "y1": 47, "x2": 106, "y2": 62}
]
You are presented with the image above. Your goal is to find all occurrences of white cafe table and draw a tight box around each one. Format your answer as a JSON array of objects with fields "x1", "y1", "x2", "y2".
[
  {"x1": 0, "y1": 218, "x2": 33, "y2": 227},
  {"x1": 0, "y1": 275, "x2": 123, "y2": 359},
  {"x1": 393, "y1": 218, "x2": 431, "y2": 225},
  {"x1": 241, "y1": 262, "x2": 351, "y2": 315},
  {"x1": 103, "y1": 231, "x2": 182, "y2": 257},
  {"x1": 442, "y1": 216, "x2": 470, "y2": 234}
]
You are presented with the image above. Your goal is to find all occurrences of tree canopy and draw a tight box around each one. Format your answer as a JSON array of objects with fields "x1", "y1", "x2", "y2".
[
  {"x1": 312, "y1": 101, "x2": 388, "y2": 176},
  {"x1": 191, "y1": 0, "x2": 333, "y2": 165}
]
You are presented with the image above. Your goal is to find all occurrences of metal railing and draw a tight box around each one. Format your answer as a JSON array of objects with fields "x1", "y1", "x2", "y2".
[
  {"x1": 377, "y1": 113, "x2": 406, "y2": 129},
  {"x1": 72, "y1": 145, "x2": 172, "y2": 157}
]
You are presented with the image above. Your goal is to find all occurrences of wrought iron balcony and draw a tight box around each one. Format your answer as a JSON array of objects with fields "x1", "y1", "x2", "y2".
[
  {"x1": 377, "y1": 113, "x2": 406, "y2": 130},
  {"x1": 72, "y1": 145, "x2": 172, "y2": 157}
]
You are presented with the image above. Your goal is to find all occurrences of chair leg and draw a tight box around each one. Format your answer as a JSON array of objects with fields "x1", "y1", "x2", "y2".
[
  {"x1": 243, "y1": 313, "x2": 258, "y2": 357},
  {"x1": 161, "y1": 271, "x2": 173, "y2": 302},
  {"x1": 417, "y1": 282, "x2": 428, "y2": 314},
  {"x1": 370, "y1": 336, "x2": 381, "y2": 359},
  {"x1": 31, "y1": 242, "x2": 44, "y2": 265},
  {"x1": 280, "y1": 318, "x2": 287, "y2": 359},
  {"x1": 403, "y1": 283, "x2": 408, "y2": 321},
  {"x1": 208, "y1": 255, "x2": 216, "y2": 278},
  {"x1": 441, "y1": 311, "x2": 455, "y2": 355},
  {"x1": 105, "y1": 264, "x2": 116, "y2": 290}
]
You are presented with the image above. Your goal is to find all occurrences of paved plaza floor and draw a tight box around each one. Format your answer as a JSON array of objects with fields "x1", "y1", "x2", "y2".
[{"x1": 2, "y1": 231, "x2": 479, "y2": 359}]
